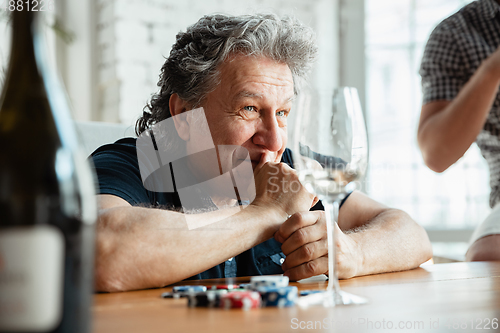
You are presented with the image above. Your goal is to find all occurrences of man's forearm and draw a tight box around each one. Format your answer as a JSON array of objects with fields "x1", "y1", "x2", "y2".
[
  {"x1": 95, "y1": 160, "x2": 316, "y2": 292},
  {"x1": 95, "y1": 205, "x2": 283, "y2": 292},
  {"x1": 418, "y1": 60, "x2": 500, "y2": 172},
  {"x1": 346, "y1": 209, "x2": 432, "y2": 277}
]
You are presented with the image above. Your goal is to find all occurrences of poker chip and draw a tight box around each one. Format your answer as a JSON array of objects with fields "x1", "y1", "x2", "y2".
[
  {"x1": 224, "y1": 288, "x2": 248, "y2": 292},
  {"x1": 220, "y1": 291, "x2": 261, "y2": 310},
  {"x1": 257, "y1": 286, "x2": 298, "y2": 308},
  {"x1": 250, "y1": 275, "x2": 289, "y2": 289},
  {"x1": 187, "y1": 290, "x2": 228, "y2": 308},
  {"x1": 300, "y1": 290, "x2": 323, "y2": 297},
  {"x1": 172, "y1": 285, "x2": 207, "y2": 293},
  {"x1": 161, "y1": 291, "x2": 188, "y2": 299},
  {"x1": 210, "y1": 284, "x2": 238, "y2": 290},
  {"x1": 238, "y1": 283, "x2": 252, "y2": 289}
]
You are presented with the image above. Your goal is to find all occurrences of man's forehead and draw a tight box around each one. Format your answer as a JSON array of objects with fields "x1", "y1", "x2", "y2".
[
  {"x1": 218, "y1": 55, "x2": 294, "y2": 100},
  {"x1": 220, "y1": 54, "x2": 293, "y2": 83},
  {"x1": 232, "y1": 90, "x2": 295, "y2": 103}
]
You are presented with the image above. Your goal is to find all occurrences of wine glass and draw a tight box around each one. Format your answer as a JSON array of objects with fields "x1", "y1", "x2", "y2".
[{"x1": 290, "y1": 87, "x2": 369, "y2": 307}]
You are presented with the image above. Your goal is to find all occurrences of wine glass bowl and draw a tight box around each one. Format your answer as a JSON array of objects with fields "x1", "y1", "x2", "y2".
[
  {"x1": 293, "y1": 87, "x2": 368, "y2": 200},
  {"x1": 290, "y1": 87, "x2": 368, "y2": 307}
]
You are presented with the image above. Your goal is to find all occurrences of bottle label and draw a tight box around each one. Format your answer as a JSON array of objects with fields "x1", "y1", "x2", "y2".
[{"x1": 0, "y1": 225, "x2": 64, "y2": 331}]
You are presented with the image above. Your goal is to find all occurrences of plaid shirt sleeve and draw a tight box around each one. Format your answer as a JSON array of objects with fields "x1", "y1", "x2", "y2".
[{"x1": 419, "y1": 22, "x2": 468, "y2": 104}]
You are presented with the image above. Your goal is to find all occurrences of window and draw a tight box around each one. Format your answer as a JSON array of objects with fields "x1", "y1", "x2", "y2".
[{"x1": 364, "y1": 0, "x2": 487, "y2": 258}]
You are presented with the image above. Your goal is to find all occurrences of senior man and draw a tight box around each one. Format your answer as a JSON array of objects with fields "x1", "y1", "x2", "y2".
[{"x1": 92, "y1": 13, "x2": 432, "y2": 292}]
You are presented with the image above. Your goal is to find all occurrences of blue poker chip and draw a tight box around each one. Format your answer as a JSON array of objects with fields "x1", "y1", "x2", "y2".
[
  {"x1": 299, "y1": 290, "x2": 323, "y2": 296},
  {"x1": 172, "y1": 285, "x2": 207, "y2": 293},
  {"x1": 250, "y1": 275, "x2": 289, "y2": 289},
  {"x1": 238, "y1": 283, "x2": 252, "y2": 289},
  {"x1": 257, "y1": 286, "x2": 298, "y2": 308}
]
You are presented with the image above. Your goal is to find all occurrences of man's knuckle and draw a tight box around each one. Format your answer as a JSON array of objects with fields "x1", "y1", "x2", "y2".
[
  {"x1": 302, "y1": 243, "x2": 315, "y2": 261},
  {"x1": 295, "y1": 228, "x2": 307, "y2": 243},
  {"x1": 305, "y1": 260, "x2": 318, "y2": 275},
  {"x1": 293, "y1": 212, "x2": 304, "y2": 224},
  {"x1": 277, "y1": 225, "x2": 286, "y2": 237}
]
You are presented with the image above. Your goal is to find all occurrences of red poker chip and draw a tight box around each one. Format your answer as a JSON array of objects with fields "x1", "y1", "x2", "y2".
[
  {"x1": 220, "y1": 291, "x2": 261, "y2": 310},
  {"x1": 211, "y1": 284, "x2": 238, "y2": 290}
]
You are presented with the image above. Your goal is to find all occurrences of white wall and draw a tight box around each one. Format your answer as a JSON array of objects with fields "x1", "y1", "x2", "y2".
[
  {"x1": 95, "y1": 0, "x2": 339, "y2": 127},
  {"x1": 56, "y1": 0, "x2": 97, "y2": 122}
]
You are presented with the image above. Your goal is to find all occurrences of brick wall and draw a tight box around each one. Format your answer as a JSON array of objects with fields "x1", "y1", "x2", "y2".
[{"x1": 96, "y1": 0, "x2": 338, "y2": 126}]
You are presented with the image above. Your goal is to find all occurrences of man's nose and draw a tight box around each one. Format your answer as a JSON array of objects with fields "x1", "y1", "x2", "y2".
[{"x1": 252, "y1": 115, "x2": 283, "y2": 152}]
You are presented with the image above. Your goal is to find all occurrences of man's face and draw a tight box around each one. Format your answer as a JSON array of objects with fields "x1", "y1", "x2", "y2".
[{"x1": 194, "y1": 54, "x2": 294, "y2": 170}]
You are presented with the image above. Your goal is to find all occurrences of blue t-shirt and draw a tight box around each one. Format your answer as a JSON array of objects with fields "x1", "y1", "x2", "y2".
[{"x1": 91, "y1": 137, "x2": 344, "y2": 280}]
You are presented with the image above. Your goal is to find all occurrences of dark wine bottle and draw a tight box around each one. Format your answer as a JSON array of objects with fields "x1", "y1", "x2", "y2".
[{"x1": 0, "y1": 8, "x2": 96, "y2": 333}]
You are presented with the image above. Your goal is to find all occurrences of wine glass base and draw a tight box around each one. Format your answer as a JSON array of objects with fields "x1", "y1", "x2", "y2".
[{"x1": 297, "y1": 290, "x2": 368, "y2": 308}]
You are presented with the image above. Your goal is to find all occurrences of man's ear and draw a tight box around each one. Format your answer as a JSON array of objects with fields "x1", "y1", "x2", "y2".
[{"x1": 169, "y1": 93, "x2": 190, "y2": 141}]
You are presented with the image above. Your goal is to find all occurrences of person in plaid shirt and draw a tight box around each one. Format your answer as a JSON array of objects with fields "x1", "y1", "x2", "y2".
[{"x1": 418, "y1": 0, "x2": 500, "y2": 261}]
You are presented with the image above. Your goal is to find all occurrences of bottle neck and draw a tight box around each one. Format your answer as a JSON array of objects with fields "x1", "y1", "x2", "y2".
[
  {"x1": 8, "y1": 10, "x2": 40, "y2": 79},
  {"x1": 0, "y1": 9, "x2": 50, "y2": 132}
]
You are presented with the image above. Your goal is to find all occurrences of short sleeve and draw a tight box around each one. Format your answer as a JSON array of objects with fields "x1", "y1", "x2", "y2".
[
  {"x1": 419, "y1": 22, "x2": 467, "y2": 104},
  {"x1": 90, "y1": 140, "x2": 152, "y2": 206}
]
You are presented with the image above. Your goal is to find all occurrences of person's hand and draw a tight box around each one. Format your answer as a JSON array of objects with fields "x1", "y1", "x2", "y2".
[
  {"x1": 250, "y1": 153, "x2": 318, "y2": 220},
  {"x1": 274, "y1": 211, "x2": 362, "y2": 280}
]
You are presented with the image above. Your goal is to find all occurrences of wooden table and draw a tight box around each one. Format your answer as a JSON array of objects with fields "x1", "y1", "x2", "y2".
[{"x1": 93, "y1": 262, "x2": 500, "y2": 332}]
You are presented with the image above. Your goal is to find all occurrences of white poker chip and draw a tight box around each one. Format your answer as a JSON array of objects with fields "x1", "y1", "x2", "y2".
[{"x1": 250, "y1": 275, "x2": 289, "y2": 289}]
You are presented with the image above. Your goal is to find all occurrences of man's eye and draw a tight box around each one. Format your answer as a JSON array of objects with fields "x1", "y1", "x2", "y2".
[
  {"x1": 243, "y1": 106, "x2": 256, "y2": 112},
  {"x1": 276, "y1": 110, "x2": 287, "y2": 117}
]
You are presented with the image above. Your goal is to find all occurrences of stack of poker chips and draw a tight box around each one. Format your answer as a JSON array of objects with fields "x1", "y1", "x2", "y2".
[
  {"x1": 249, "y1": 276, "x2": 297, "y2": 308},
  {"x1": 167, "y1": 285, "x2": 245, "y2": 308},
  {"x1": 161, "y1": 276, "x2": 302, "y2": 309},
  {"x1": 257, "y1": 286, "x2": 298, "y2": 308},
  {"x1": 219, "y1": 291, "x2": 262, "y2": 310},
  {"x1": 188, "y1": 289, "x2": 229, "y2": 308}
]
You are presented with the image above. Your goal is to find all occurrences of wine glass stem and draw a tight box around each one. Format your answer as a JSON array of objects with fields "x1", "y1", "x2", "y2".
[{"x1": 324, "y1": 199, "x2": 341, "y2": 294}]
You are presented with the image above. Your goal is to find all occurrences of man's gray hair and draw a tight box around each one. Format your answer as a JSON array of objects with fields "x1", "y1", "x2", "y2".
[{"x1": 136, "y1": 13, "x2": 318, "y2": 135}]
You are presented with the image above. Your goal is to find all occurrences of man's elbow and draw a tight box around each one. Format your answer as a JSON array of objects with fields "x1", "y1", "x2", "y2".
[
  {"x1": 95, "y1": 263, "x2": 128, "y2": 293},
  {"x1": 408, "y1": 214, "x2": 433, "y2": 264},
  {"x1": 93, "y1": 212, "x2": 131, "y2": 292},
  {"x1": 422, "y1": 153, "x2": 450, "y2": 173},
  {"x1": 393, "y1": 209, "x2": 433, "y2": 265},
  {"x1": 418, "y1": 227, "x2": 433, "y2": 264},
  {"x1": 94, "y1": 232, "x2": 128, "y2": 292},
  {"x1": 418, "y1": 138, "x2": 452, "y2": 173}
]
